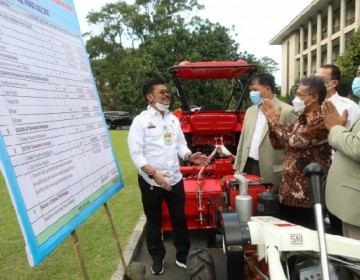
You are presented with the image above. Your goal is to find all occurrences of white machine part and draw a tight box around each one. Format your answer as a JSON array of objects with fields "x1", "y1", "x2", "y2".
[{"x1": 247, "y1": 216, "x2": 360, "y2": 280}]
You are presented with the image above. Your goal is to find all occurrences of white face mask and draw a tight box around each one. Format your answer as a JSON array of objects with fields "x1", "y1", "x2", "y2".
[
  {"x1": 154, "y1": 102, "x2": 169, "y2": 112},
  {"x1": 151, "y1": 95, "x2": 169, "y2": 112},
  {"x1": 292, "y1": 96, "x2": 310, "y2": 115}
]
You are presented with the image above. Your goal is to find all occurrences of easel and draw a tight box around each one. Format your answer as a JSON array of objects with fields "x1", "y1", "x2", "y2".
[{"x1": 70, "y1": 202, "x2": 127, "y2": 279}]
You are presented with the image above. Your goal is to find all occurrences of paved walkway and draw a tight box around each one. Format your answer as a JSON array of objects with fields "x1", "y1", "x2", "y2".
[
  {"x1": 111, "y1": 214, "x2": 227, "y2": 280},
  {"x1": 111, "y1": 214, "x2": 147, "y2": 280}
]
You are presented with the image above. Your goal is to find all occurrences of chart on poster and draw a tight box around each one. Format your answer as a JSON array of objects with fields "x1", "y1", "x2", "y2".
[{"x1": 0, "y1": 0, "x2": 123, "y2": 266}]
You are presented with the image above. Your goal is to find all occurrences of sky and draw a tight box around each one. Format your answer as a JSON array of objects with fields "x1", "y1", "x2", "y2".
[{"x1": 72, "y1": 0, "x2": 313, "y2": 84}]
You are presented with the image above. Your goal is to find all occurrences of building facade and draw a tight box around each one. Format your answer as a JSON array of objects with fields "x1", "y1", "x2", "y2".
[{"x1": 270, "y1": 0, "x2": 360, "y2": 95}]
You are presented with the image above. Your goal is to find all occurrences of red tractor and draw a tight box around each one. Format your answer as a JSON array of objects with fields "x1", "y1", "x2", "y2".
[
  {"x1": 160, "y1": 61, "x2": 360, "y2": 280},
  {"x1": 161, "y1": 60, "x2": 275, "y2": 279}
]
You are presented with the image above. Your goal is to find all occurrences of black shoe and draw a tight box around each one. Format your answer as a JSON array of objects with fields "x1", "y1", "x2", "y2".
[
  {"x1": 175, "y1": 259, "x2": 187, "y2": 269},
  {"x1": 151, "y1": 259, "x2": 164, "y2": 275}
]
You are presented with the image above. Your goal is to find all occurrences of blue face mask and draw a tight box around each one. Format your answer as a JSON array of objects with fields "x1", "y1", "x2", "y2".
[
  {"x1": 352, "y1": 77, "x2": 360, "y2": 98},
  {"x1": 250, "y1": 91, "x2": 262, "y2": 105}
]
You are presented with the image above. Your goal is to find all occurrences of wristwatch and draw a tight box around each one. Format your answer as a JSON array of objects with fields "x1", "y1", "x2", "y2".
[{"x1": 148, "y1": 170, "x2": 156, "y2": 179}]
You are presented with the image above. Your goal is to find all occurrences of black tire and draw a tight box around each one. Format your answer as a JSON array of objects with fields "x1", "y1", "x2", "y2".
[
  {"x1": 187, "y1": 248, "x2": 216, "y2": 280},
  {"x1": 106, "y1": 121, "x2": 112, "y2": 129}
]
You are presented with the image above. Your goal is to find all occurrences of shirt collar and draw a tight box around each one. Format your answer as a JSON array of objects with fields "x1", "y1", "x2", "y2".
[
  {"x1": 328, "y1": 92, "x2": 340, "y2": 102},
  {"x1": 299, "y1": 108, "x2": 321, "y2": 124}
]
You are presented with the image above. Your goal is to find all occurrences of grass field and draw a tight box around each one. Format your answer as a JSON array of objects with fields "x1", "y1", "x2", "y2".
[{"x1": 0, "y1": 130, "x2": 143, "y2": 279}]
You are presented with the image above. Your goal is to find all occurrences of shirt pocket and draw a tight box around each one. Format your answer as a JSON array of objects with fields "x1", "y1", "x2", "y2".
[
  {"x1": 145, "y1": 126, "x2": 162, "y2": 138},
  {"x1": 341, "y1": 174, "x2": 360, "y2": 191},
  {"x1": 272, "y1": 164, "x2": 283, "y2": 173}
]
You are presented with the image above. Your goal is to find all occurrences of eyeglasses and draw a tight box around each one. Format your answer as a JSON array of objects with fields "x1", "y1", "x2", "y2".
[{"x1": 153, "y1": 89, "x2": 171, "y2": 95}]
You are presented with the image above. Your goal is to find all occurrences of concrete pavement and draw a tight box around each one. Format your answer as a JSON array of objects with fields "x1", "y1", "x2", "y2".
[
  {"x1": 111, "y1": 214, "x2": 147, "y2": 280},
  {"x1": 111, "y1": 214, "x2": 228, "y2": 280}
]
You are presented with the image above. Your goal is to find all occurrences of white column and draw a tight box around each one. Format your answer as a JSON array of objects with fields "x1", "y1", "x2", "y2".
[
  {"x1": 300, "y1": 26, "x2": 304, "y2": 78},
  {"x1": 316, "y1": 12, "x2": 322, "y2": 68},
  {"x1": 356, "y1": 0, "x2": 360, "y2": 26},
  {"x1": 307, "y1": 20, "x2": 312, "y2": 76},
  {"x1": 339, "y1": 0, "x2": 346, "y2": 55},
  {"x1": 327, "y1": 3, "x2": 333, "y2": 63}
]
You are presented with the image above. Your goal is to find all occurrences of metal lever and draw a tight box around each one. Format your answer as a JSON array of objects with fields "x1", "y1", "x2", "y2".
[
  {"x1": 304, "y1": 162, "x2": 325, "y2": 205},
  {"x1": 304, "y1": 162, "x2": 330, "y2": 280}
]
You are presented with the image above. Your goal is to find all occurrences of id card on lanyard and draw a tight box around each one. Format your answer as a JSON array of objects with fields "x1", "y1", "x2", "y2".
[
  {"x1": 164, "y1": 125, "x2": 172, "y2": 145},
  {"x1": 164, "y1": 133, "x2": 172, "y2": 145}
]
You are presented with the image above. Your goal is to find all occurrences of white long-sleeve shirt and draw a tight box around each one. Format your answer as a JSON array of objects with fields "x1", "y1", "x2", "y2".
[
  {"x1": 127, "y1": 107, "x2": 191, "y2": 186},
  {"x1": 248, "y1": 108, "x2": 266, "y2": 160},
  {"x1": 329, "y1": 92, "x2": 360, "y2": 128},
  {"x1": 328, "y1": 92, "x2": 360, "y2": 158}
]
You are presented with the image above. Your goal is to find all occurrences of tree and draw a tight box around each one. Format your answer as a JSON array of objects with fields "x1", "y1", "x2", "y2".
[
  {"x1": 84, "y1": 0, "x2": 279, "y2": 114},
  {"x1": 257, "y1": 56, "x2": 279, "y2": 75},
  {"x1": 337, "y1": 28, "x2": 360, "y2": 80},
  {"x1": 138, "y1": 17, "x2": 249, "y2": 109},
  {"x1": 85, "y1": 0, "x2": 204, "y2": 48},
  {"x1": 84, "y1": 0, "x2": 205, "y2": 113}
]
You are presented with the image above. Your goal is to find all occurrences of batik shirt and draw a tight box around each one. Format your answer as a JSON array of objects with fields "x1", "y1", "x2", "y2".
[{"x1": 268, "y1": 110, "x2": 332, "y2": 208}]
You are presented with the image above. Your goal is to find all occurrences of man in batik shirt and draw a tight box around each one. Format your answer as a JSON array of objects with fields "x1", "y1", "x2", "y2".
[{"x1": 260, "y1": 76, "x2": 332, "y2": 229}]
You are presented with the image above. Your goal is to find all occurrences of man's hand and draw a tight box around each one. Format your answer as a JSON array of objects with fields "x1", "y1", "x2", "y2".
[
  {"x1": 191, "y1": 152, "x2": 210, "y2": 166},
  {"x1": 321, "y1": 100, "x2": 348, "y2": 130},
  {"x1": 259, "y1": 99, "x2": 281, "y2": 123}
]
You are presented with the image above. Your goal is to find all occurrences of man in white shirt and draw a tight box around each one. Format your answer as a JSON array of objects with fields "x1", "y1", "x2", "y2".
[
  {"x1": 316, "y1": 64, "x2": 360, "y2": 129},
  {"x1": 127, "y1": 78, "x2": 208, "y2": 275}
]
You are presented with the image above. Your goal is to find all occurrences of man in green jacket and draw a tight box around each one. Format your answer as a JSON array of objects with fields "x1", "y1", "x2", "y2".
[
  {"x1": 322, "y1": 99, "x2": 360, "y2": 240},
  {"x1": 233, "y1": 73, "x2": 296, "y2": 192}
]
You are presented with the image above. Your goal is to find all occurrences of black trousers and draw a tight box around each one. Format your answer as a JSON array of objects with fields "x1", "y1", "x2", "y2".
[
  {"x1": 243, "y1": 157, "x2": 260, "y2": 176},
  {"x1": 138, "y1": 175, "x2": 190, "y2": 263},
  {"x1": 279, "y1": 204, "x2": 316, "y2": 230},
  {"x1": 327, "y1": 211, "x2": 343, "y2": 235}
]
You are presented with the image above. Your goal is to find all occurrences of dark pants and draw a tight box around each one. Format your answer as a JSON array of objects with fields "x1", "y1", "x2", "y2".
[
  {"x1": 138, "y1": 175, "x2": 190, "y2": 263},
  {"x1": 243, "y1": 157, "x2": 260, "y2": 176},
  {"x1": 279, "y1": 204, "x2": 316, "y2": 230},
  {"x1": 327, "y1": 211, "x2": 343, "y2": 235}
]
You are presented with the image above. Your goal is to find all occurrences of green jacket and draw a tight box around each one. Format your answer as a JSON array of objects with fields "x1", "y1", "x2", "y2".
[
  {"x1": 325, "y1": 116, "x2": 360, "y2": 227},
  {"x1": 233, "y1": 97, "x2": 296, "y2": 192}
]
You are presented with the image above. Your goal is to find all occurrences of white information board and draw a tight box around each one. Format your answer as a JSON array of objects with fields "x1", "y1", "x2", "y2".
[{"x1": 0, "y1": 0, "x2": 123, "y2": 266}]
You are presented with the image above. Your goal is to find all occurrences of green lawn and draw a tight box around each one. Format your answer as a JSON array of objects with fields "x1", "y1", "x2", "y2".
[{"x1": 0, "y1": 130, "x2": 143, "y2": 279}]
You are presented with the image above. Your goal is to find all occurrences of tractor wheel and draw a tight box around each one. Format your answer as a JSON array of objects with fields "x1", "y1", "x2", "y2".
[{"x1": 187, "y1": 248, "x2": 216, "y2": 280}]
